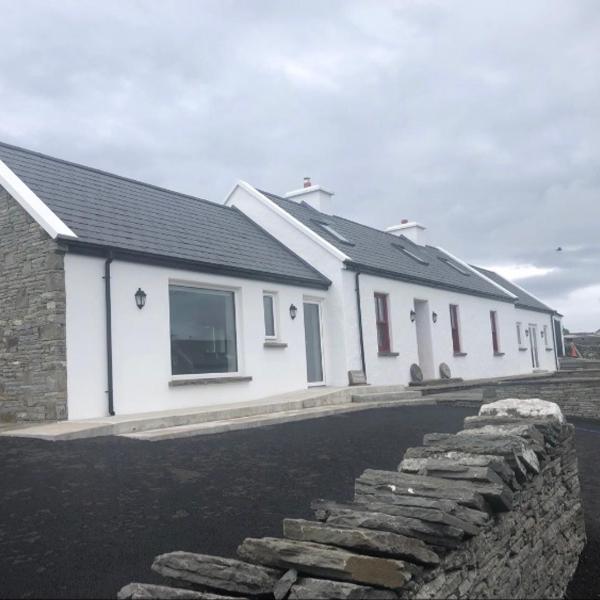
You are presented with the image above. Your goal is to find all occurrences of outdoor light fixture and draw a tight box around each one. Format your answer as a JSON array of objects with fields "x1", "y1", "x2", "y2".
[
  {"x1": 410, "y1": 309, "x2": 416, "y2": 322},
  {"x1": 134, "y1": 288, "x2": 147, "y2": 310},
  {"x1": 289, "y1": 304, "x2": 298, "y2": 320},
  {"x1": 525, "y1": 329, "x2": 530, "y2": 337},
  {"x1": 432, "y1": 311, "x2": 438, "y2": 323}
]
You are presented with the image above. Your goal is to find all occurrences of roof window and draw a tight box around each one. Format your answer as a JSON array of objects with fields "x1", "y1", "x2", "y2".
[
  {"x1": 392, "y1": 243, "x2": 429, "y2": 265},
  {"x1": 438, "y1": 256, "x2": 470, "y2": 276},
  {"x1": 313, "y1": 221, "x2": 354, "y2": 245}
]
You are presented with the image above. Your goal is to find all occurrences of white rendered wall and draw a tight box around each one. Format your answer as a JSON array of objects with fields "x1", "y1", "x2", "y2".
[
  {"x1": 353, "y1": 273, "x2": 555, "y2": 385},
  {"x1": 64, "y1": 254, "x2": 108, "y2": 419},
  {"x1": 227, "y1": 186, "x2": 357, "y2": 386},
  {"x1": 514, "y1": 307, "x2": 557, "y2": 373},
  {"x1": 64, "y1": 253, "x2": 330, "y2": 419}
]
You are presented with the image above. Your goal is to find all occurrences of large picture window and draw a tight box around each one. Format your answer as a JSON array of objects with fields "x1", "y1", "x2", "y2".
[{"x1": 169, "y1": 285, "x2": 238, "y2": 375}]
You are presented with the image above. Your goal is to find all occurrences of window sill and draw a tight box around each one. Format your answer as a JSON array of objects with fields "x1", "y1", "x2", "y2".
[
  {"x1": 453, "y1": 352, "x2": 467, "y2": 357},
  {"x1": 494, "y1": 352, "x2": 505, "y2": 357},
  {"x1": 264, "y1": 341, "x2": 288, "y2": 349},
  {"x1": 169, "y1": 375, "x2": 253, "y2": 387},
  {"x1": 378, "y1": 351, "x2": 399, "y2": 358},
  {"x1": 518, "y1": 347, "x2": 528, "y2": 352}
]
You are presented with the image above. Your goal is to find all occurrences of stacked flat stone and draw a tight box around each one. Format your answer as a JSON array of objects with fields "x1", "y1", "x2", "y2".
[{"x1": 118, "y1": 398, "x2": 586, "y2": 600}]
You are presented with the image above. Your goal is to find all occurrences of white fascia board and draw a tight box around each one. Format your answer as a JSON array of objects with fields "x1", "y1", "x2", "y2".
[
  {"x1": 225, "y1": 180, "x2": 350, "y2": 262},
  {"x1": 435, "y1": 245, "x2": 518, "y2": 300},
  {"x1": 0, "y1": 159, "x2": 77, "y2": 239}
]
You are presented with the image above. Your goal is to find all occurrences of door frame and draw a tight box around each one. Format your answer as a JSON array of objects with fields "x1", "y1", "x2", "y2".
[
  {"x1": 414, "y1": 298, "x2": 435, "y2": 380},
  {"x1": 303, "y1": 297, "x2": 326, "y2": 387},
  {"x1": 528, "y1": 324, "x2": 539, "y2": 369}
]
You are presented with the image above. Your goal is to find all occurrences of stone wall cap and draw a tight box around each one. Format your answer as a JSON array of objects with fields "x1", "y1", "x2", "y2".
[{"x1": 479, "y1": 398, "x2": 565, "y2": 423}]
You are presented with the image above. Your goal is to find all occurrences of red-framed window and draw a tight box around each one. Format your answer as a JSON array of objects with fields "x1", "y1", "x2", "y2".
[
  {"x1": 374, "y1": 293, "x2": 391, "y2": 353},
  {"x1": 490, "y1": 310, "x2": 499, "y2": 353},
  {"x1": 449, "y1": 304, "x2": 461, "y2": 353}
]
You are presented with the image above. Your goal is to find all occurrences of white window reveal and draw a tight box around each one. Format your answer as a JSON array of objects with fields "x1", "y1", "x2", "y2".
[
  {"x1": 543, "y1": 324, "x2": 552, "y2": 349},
  {"x1": 263, "y1": 292, "x2": 278, "y2": 339},
  {"x1": 516, "y1": 322, "x2": 523, "y2": 346},
  {"x1": 169, "y1": 285, "x2": 238, "y2": 375}
]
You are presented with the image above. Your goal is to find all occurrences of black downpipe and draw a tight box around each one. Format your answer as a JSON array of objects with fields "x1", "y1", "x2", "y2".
[
  {"x1": 355, "y1": 271, "x2": 367, "y2": 379},
  {"x1": 104, "y1": 252, "x2": 115, "y2": 416}
]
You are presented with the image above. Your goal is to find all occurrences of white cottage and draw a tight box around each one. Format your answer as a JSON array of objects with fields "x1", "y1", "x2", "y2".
[
  {"x1": 0, "y1": 142, "x2": 331, "y2": 421},
  {"x1": 0, "y1": 141, "x2": 561, "y2": 423},
  {"x1": 226, "y1": 180, "x2": 561, "y2": 387}
]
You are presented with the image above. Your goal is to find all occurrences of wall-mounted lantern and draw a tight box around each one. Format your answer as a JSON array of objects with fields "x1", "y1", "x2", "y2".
[
  {"x1": 540, "y1": 329, "x2": 545, "y2": 338},
  {"x1": 432, "y1": 311, "x2": 438, "y2": 323},
  {"x1": 525, "y1": 329, "x2": 530, "y2": 337},
  {"x1": 289, "y1": 304, "x2": 298, "y2": 320},
  {"x1": 135, "y1": 288, "x2": 147, "y2": 310},
  {"x1": 410, "y1": 309, "x2": 416, "y2": 322}
]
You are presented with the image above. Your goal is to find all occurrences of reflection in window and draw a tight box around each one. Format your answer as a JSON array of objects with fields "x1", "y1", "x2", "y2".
[
  {"x1": 263, "y1": 293, "x2": 276, "y2": 338},
  {"x1": 169, "y1": 286, "x2": 237, "y2": 375}
]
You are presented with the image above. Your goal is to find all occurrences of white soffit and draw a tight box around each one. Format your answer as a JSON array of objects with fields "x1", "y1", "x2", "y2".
[{"x1": 0, "y1": 159, "x2": 77, "y2": 239}]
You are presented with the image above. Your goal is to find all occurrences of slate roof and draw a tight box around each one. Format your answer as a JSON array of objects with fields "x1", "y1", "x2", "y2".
[
  {"x1": 0, "y1": 141, "x2": 330, "y2": 289},
  {"x1": 260, "y1": 190, "x2": 515, "y2": 302},
  {"x1": 473, "y1": 266, "x2": 556, "y2": 314}
]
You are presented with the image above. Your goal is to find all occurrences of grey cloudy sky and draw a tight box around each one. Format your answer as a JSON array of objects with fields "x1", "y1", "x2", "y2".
[{"x1": 1, "y1": 0, "x2": 599, "y2": 330}]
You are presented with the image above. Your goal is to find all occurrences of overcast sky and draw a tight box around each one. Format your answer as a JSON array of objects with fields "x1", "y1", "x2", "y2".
[{"x1": 1, "y1": 1, "x2": 599, "y2": 330}]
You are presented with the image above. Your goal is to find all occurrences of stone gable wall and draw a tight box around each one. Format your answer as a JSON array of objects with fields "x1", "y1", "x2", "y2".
[{"x1": 0, "y1": 188, "x2": 68, "y2": 421}]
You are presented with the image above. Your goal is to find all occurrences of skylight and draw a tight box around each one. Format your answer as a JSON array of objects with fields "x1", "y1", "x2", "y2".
[
  {"x1": 392, "y1": 243, "x2": 429, "y2": 265},
  {"x1": 314, "y1": 221, "x2": 354, "y2": 245},
  {"x1": 438, "y1": 256, "x2": 470, "y2": 276}
]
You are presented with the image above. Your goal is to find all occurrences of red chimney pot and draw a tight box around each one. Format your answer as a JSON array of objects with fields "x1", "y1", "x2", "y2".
[
  {"x1": 401, "y1": 219, "x2": 409, "y2": 224},
  {"x1": 303, "y1": 177, "x2": 312, "y2": 188}
]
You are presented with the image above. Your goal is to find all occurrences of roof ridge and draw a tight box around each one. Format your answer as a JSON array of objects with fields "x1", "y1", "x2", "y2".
[
  {"x1": 260, "y1": 187, "x2": 412, "y2": 242},
  {"x1": 0, "y1": 139, "x2": 226, "y2": 211}
]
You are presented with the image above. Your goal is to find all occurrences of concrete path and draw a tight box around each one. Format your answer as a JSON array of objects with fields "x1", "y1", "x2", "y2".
[{"x1": 0, "y1": 384, "x2": 428, "y2": 442}]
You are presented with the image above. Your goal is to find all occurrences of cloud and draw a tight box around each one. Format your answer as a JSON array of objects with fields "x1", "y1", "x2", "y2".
[{"x1": 0, "y1": 0, "x2": 598, "y2": 329}]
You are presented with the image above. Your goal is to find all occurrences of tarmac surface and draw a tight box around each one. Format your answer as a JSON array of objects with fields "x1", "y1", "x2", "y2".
[{"x1": 0, "y1": 404, "x2": 597, "y2": 599}]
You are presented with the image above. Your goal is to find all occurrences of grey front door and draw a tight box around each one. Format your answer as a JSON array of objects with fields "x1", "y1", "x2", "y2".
[{"x1": 303, "y1": 301, "x2": 324, "y2": 385}]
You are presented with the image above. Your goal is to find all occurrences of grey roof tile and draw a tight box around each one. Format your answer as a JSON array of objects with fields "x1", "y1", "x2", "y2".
[
  {"x1": 260, "y1": 190, "x2": 516, "y2": 302},
  {"x1": 472, "y1": 266, "x2": 555, "y2": 314},
  {"x1": 0, "y1": 142, "x2": 330, "y2": 288}
]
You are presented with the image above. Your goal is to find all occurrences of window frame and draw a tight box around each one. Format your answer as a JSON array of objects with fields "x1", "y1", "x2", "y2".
[
  {"x1": 543, "y1": 324, "x2": 553, "y2": 349},
  {"x1": 438, "y1": 256, "x2": 470, "y2": 276},
  {"x1": 262, "y1": 291, "x2": 278, "y2": 340},
  {"x1": 449, "y1": 304, "x2": 462, "y2": 353},
  {"x1": 490, "y1": 310, "x2": 500, "y2": 353},
  {"x1": 516, "y1": 321, "x2": 523, "y2": 346},
  {"x1": 374, "y1": 293, "x2": 392, "y2": 353},
  {"x1": 168, "y1": 281, "x2": 242, "y2": 380},
  {"x1": 391, "y1": 243, "x2": 429, "y2": 265}
]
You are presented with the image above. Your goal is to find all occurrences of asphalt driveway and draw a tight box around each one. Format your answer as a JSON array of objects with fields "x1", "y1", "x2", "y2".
[{"x1": 0, "y1": 405, "x2": 597, "y2": 599}]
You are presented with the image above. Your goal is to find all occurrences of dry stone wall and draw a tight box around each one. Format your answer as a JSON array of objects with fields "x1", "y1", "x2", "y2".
[
  {"x1": 118, "y1": 398, "x2": 586, "y2": 600},
  {"x1": 484, "y1": 378, "x2": 600, "y2": 421},
  {"x1": 0, "y1": 188, "x2": 68, "y2": 421}
]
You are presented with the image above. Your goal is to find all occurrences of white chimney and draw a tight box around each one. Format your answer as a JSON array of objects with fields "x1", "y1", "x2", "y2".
[
  {"x1": 386, "y1": 219, "x2": 427, "y2": 245},
  {"x1": 285, "y1": 178, "x2": 334, "y2": 215}
]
